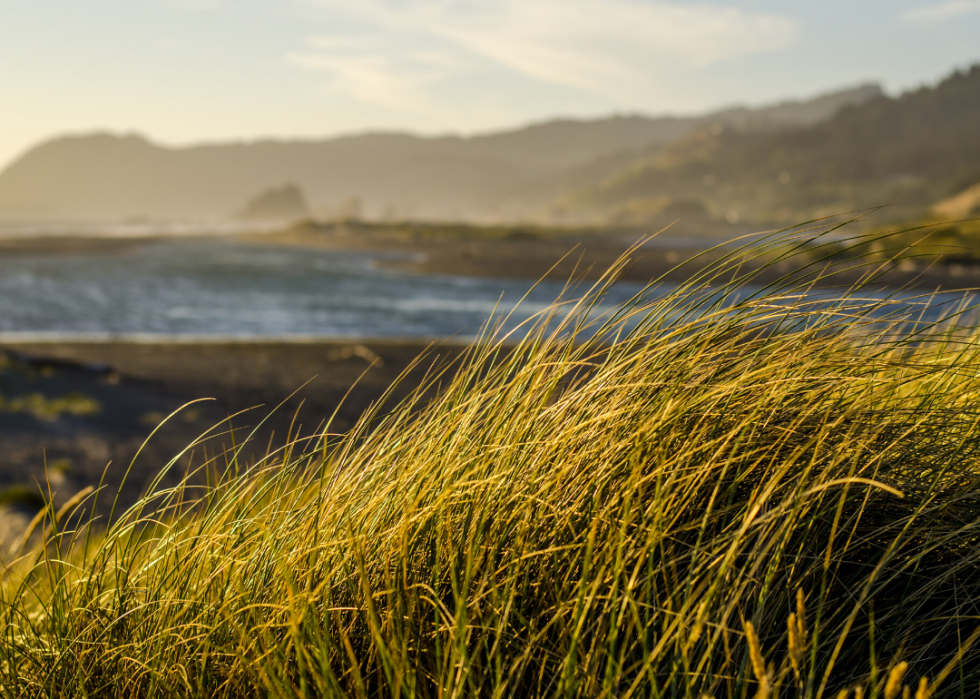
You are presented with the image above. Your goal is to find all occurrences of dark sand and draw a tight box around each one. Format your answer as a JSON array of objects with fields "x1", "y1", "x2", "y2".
[
  {"x1": 0, "y1": 340, "x2": 466, "y2": 550},
  {"x1": 242, "y1": 221, "x2": 980, "y2": 289},
  {"x1": 4, "y1": 223, "x2": 980, "y2": 288},
  {"x1": 0, "y1": 234, "x2": 158, "y2": 257}
]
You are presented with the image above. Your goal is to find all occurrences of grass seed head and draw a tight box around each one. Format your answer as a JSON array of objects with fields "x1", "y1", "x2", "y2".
[
  {"x1": 745, "y1": 620, "x2": 768, "y2": 683},
  {"x1": 796, "y1": 588, "x2": 807, "y2": 647},
  {"x1": 788, "y1": 612, "x2": 803, "y2": 680},
  {"x1": 886, "y1": 661, "x2": 909, "y2": 699}
]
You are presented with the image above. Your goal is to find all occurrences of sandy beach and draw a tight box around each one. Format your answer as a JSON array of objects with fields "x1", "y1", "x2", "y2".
[
  {"x1": 0, "y1": 339, "x2": 467, "y2": 549},
  {"x1": 243, "y1": 220, "x2": 980, "y2": 289}
]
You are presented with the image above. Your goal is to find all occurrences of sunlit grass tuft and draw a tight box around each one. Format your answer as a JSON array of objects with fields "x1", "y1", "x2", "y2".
[{"x1": 3, "y1": 218, "x2": 980, "y2": 697}]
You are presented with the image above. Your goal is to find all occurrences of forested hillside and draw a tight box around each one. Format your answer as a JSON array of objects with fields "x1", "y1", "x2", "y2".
[{"x1": 560, "y1": 66, "x2": 980, "y2": 226}]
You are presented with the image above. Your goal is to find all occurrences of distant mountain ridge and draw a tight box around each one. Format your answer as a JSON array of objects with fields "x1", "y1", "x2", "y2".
[
  {"x1": 0, "y1": 83, "x2": 883, "y2": 224},
  {"x1": 561, "y1": 66, "x2": 980, "y2": 227}
]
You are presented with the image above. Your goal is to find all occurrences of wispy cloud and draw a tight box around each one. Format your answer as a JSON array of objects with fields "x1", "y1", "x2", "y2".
[
  {"x1": 291, "y1": 0, "x2": 798, "y2": 114},
  {"x1": 902, "y1": 0, "x2": 980, "y2": 21},
  {"x1": 162, "y1": 0, "x2": 222, "y2": 9},
  {"x1": 287, "y1": 36, "x2": 470, "y2": 117}
]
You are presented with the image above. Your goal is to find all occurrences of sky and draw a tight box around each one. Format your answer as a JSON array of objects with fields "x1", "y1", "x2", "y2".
[{"x1": 0, "y1": 0, "x2": 978, "y2": 171}]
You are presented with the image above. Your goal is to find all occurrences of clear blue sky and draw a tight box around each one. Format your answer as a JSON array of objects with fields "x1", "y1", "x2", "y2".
[{"x1": 1, "y1": 0, "x2": 978, "y2": 170}]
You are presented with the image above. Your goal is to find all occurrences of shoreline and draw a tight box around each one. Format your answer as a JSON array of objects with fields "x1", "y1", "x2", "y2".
[
  {"x1": 243, "y1": 221, "x2": 980, "y2": 289},
  {"x1": 0, "y1": 333, "x2": 477, "y2": 345},
  {"x1": 3, "y1": 221, "x2": 980, "y2": 289}
]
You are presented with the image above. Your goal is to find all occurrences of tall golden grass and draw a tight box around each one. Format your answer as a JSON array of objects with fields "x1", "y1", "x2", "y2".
[{"x1": 3, "y1": 219, "x2": 980, "y2": 697}]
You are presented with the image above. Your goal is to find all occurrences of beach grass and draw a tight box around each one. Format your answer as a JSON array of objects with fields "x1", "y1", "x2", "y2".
[{"x1": 3, "y1": 217, "x2": 980, "y2": 697}]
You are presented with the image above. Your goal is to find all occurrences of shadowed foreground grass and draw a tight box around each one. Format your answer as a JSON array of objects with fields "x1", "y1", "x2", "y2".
[{"x1": 5, "y1": 222, "x2": 980, "y2": 697}]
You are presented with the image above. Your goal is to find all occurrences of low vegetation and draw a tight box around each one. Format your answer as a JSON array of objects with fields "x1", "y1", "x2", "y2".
[
  {"x1": 0, "y1": 390, "x2": 100, "y2": 421},
  {"x1": 822, "y1": 217, "x2": 980, "y2": 267},
  {"x1": 287, "y1": 217, "x2": 584, "y2": 243},
  {"x1": 4, "y1": 221, "x2": 980, "y2": 697}
]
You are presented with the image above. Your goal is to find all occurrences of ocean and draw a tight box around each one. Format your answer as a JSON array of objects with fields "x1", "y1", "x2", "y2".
[
  {"x1": 0, "y1": 238, "x2": 650, "y2": 341},
  {"x1": 0, "y1": 237, "x2": 973, "y2": 342}
]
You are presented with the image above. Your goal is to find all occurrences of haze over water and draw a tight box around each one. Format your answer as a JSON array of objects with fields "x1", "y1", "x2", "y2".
[
  {"x1": 0, "y1": 238, "x2": 971, "y2": 342},
  {"x1": 0, "y1": 239, "x2": 648, "y2": 340}
]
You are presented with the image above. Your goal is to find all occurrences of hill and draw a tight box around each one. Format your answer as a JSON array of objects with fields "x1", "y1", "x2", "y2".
[
  {"x1": 0, "y1": 85, "x2": 881, "y2": 225},
  {"x1": 236, "y1": 183, "x2": 309, "y2": 222},
  {"x1": 561, "y1": 66, "x2": 980, "y2": 226},
  {"x1": 933, "y1": 180, "x2": 980, "y2": 219}
]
